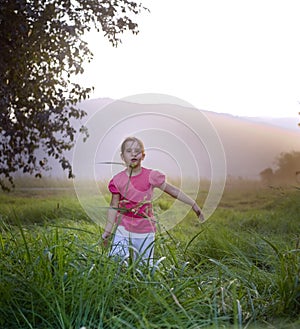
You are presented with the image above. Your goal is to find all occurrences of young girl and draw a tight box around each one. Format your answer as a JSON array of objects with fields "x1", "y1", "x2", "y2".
[{"x1": 102, "y1": 136, "x2": 204, "y2": 265}]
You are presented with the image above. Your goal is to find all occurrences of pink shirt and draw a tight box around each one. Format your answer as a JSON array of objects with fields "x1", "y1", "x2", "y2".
[{"x1": 108, "y1": 167, "x2": 166, "y2": 233}]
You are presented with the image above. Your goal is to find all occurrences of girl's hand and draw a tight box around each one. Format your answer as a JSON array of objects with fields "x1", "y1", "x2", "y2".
[
  {"x1": 192, "y1": 204, "x2": 205, "y2": 222},
  {"x1": 101, "y1": 231, "x2": 111, "y2": 247}
]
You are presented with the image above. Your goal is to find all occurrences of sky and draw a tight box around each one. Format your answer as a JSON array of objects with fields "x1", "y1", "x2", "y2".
[{"x1": 78, "y1": 0, "x2": 300, "y2": 118}]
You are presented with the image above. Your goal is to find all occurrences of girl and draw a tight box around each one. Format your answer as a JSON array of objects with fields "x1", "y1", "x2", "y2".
[{"x1": 102, "y1": 136, "x2": 204, "y2": 265}]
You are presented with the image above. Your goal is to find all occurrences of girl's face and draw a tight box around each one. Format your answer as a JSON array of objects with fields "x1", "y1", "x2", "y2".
[{"x1": 121, "y1": 140, "x2": 145, "y2": 168}]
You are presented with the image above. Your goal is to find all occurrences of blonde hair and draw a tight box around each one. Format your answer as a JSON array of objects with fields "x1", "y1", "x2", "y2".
[{"x1": 120, "y1": 137, "x2": 145, "y2": 155}]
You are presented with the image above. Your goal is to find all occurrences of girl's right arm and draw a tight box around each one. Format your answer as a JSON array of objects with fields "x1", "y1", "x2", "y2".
[{"x1": 102, "y1": 193, "x2": 120, "y2": 243}]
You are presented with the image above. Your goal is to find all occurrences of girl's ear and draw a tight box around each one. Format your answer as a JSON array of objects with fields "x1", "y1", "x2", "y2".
[
  {"x1": 120, "y1": 153, "x2": 124, "y2": 161},
  {"x1": 142, "y1": 152, "x2": 145, "y2": 160}
]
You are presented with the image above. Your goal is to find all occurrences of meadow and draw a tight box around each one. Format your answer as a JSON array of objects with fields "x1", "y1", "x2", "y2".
[{"x1": 0, "y1": 179, "x2": 299, "y2": 329}]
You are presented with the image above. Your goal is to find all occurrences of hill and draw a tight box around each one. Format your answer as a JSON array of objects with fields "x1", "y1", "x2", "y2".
[
  {"x1": 71, "y1": 98, "x2": 300, "y2": 181},
  {"x1": 201, "y1": 110, "x2": 300, "y2": 178}
]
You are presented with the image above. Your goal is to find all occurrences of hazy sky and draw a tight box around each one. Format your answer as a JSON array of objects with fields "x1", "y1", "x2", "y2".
[{"x1": 78, "y1": 0, "x2": 300, "y2": 118}]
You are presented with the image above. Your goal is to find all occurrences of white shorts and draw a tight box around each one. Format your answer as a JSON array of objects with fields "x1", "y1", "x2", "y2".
[{"x1": 109, "y1": 226, "x2": 155, "y2": 266}]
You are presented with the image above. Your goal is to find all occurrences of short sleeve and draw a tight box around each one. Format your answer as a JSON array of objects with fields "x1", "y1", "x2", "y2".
[
  {"x1": 149, "y1": 170, "x2": 166, "y2": 187},
  {"x1": 108, "y1": 178, "x2": 119, "y2": 194}
]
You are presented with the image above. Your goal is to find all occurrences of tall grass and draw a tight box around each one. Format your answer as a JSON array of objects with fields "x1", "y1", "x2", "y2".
[{"x1": 0, "y1": 185, "x2": 299, "y2": 328}]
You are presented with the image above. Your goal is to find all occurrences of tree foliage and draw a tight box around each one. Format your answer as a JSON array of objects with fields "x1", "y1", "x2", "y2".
[
  {"x1": 260, "y1": 151, "x2": 300, "y2": 185},
  {"x1": 0, "y1": 0, "x2": 146, "y2": 190}
]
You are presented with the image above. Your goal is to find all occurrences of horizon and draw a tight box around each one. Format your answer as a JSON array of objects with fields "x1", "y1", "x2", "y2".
[{"x1": 85, "y1": 96, "x2": 300, "y2": 120}]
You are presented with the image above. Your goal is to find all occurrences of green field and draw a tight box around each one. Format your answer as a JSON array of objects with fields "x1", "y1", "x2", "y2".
[{"x1": 0, "y1": 180, "x2": 299, "y2": 328}]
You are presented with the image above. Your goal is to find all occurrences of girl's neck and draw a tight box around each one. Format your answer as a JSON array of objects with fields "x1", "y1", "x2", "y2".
[{"x1": 127, "y1": 165, "x2": 142, "y2": 176}]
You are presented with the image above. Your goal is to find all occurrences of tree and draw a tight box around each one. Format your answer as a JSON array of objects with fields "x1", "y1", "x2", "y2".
[
  {"x1": 273, "y1": 151, "x2": 300, "y2": 184},
  {"x1": 0, "y1": 0, "x2": 147, "y2": 190},
  {"x1": 260, "y1": 151, "x2": 300, "y2": 185}
]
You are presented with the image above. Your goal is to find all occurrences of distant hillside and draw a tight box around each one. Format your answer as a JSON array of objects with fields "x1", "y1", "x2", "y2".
[
  {"x1": 200, "y1": 110, "x2": 300, "y2": 178},
  {"x1": 69, "y1": 98, "x2": 300, "y2": 180}
]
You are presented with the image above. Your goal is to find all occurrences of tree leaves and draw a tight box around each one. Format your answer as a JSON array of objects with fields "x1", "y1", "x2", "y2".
[{"x1": 0, "y1": 0, "x2": 147, "y2": 190}]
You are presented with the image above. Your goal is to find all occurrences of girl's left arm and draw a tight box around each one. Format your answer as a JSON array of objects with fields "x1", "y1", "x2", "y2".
[{"x1": 159, "y1": 182, "x2": 205, "y2": 222}]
